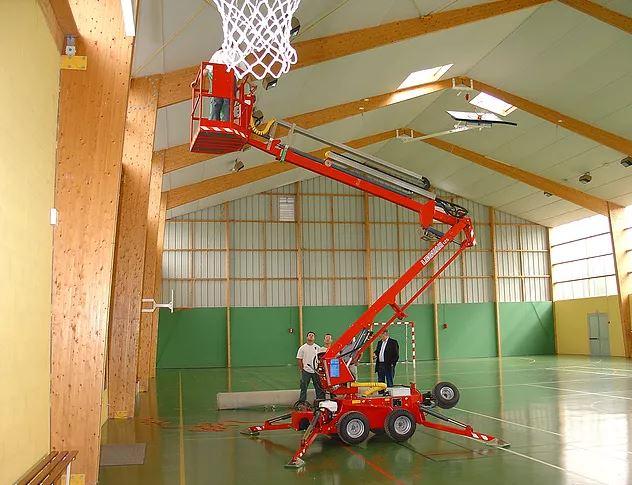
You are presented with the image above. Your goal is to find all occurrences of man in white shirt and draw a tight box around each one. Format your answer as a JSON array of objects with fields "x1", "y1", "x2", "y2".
[{"x1": 296, "y1": 331, "x2": 325, "y2": 403}]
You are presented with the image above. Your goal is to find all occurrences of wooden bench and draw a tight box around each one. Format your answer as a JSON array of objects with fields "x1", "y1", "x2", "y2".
[{"x1": 15, "y1": 451, "x2": 78, "y2": 485}]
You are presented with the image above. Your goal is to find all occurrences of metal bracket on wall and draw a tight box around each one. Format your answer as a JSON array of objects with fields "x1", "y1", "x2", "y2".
[
  {"x1": 61, "y1": 35, "x2": 87, "y2": 70},
  {"x1": 141, "y1": 289, "x2": 175, "y2": 313}
]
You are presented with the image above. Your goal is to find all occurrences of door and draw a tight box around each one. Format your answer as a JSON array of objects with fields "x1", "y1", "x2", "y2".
[{"x1": 588, "y1": 312, "x2": 610, "y2": 357}]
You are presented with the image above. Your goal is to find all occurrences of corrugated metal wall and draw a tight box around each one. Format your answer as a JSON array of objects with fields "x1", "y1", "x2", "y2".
[{"x1": 162, "y1": 177, "x2": 551, "y2": 307}]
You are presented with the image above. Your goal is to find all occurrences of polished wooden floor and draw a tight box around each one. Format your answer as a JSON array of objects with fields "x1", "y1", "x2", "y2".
[{"x1": 99, "y1": 356, "x2": 632, "y2": 484}]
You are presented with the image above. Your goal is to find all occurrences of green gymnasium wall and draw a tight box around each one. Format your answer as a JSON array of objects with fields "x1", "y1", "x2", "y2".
[{"x1": 156, "y1": 301, "x2": 554, "y2": 368}]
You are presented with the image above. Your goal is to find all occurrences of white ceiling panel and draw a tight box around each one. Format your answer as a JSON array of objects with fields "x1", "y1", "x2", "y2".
[{"x1": 141, "y1": 0, "x2": 632, "y2": 226}]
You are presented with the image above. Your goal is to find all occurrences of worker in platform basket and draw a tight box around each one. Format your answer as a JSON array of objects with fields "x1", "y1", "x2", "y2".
[
  {"x1": 374, "y1": 330, "x2": 399, "y2": 392},
  {"x1": 205, "y1": 49, "x2": 245, "y2": 122},
  {"x1": 296, "y1": 331, "x2": 325, "y2": 404}
]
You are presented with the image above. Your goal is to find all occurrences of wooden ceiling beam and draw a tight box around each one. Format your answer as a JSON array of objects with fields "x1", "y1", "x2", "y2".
[
  {"x1": 160, "y1": 78, "x2": 453, "y2": 173},
  {"x1": 152, "y1": 0, "x2": 549, "y2": 108},
  {"x1": 559, "y1": 0, "x2": 632, "y2": 34},
  {"x1": 165, "y1": 130, "x2": 398, "y2": 209},
  {"x1": 463, "y1": 77, "x2": 632, "y2": 156},
  {"x1": 408, "y1": 128, "x2": 618, "y2": 215}
]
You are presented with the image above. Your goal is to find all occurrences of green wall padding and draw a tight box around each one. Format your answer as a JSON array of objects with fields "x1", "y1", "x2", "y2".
[
  {"x1": 155, "y1": 302, "x2": 553, "y2": 368},
  {"x1": 500, "y1": 301, "x2": 555, "y2": 356},
  {"x1": 302, "y1": 305, "x2": 367, "y2": 343},
  {"x1": 230, "y1": 307, "x2": 300, "y2": 367},
  {"x1": 437, "y1": 303, "x2": 497, "y2": 359},
  {"x1": 405, "y1": 305, "x2": 436, "y2": 360},
  {"x1": 157, "y1": 308, "x2": 227, "y2": 368}
]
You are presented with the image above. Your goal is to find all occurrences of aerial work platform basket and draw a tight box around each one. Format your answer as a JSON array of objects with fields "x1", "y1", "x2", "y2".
[{"x1": 190, "y1": 62, "x2": 254, "y2": 154}]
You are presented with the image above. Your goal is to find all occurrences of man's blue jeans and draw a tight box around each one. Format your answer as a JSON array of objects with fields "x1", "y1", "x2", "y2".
[{"x1": 210, "y1": 97, "x2": 230, "y2": 121}]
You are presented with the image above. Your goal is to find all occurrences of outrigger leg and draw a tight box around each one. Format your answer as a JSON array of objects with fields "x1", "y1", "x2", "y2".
[
  {"x1": 285, "y1": 408, "x2": 322, "y2": 468},
  {"x1": 420, "y1": 406, "x2": 510, "y2": 448}
]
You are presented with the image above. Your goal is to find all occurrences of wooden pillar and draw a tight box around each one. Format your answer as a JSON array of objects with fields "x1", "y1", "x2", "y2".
[
  {"x1": 108, "y1": 76, "x2": 161, "y2": 417},
  {"x1": 150, "y1": 195, "x2": 167, "y2": 376},
  {"x1": 224, "y1": 202, "x2": 232, "y2": 367},
  {"x1": 546, "y1": 227, "x2": 558, "y2": 353},
  {"x1": 607, "y1": 202, "x2": 632, "y2": 358},
  {"x1": 296, "y1": 183, "x2": 304, "y2": 344},
  {"x1": 363, "y1": 194, "x2": 374, "y2": 368},
  {"x1": 137, "y1": 151, "x2": 165, "y2": 391},
  {"x1": 489, "y1": 208, "x2": 502, "y2": 357},
  {"x1": 50, "y1": 1, "x2": 133, "y2": 483},
  {"x1": 432, "y1": 259, "x2": 440, "y2": 360}
]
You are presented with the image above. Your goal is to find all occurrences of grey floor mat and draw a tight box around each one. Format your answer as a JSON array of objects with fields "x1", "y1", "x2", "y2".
[{"x1": 100, "y1": 443, "x2": 146, "y2": 466}]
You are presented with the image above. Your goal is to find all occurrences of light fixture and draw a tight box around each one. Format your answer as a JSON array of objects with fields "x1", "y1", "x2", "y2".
[
  {"x1": 397, "y1": 64, "x2": 453, "y2": 90},
  {"x1": 252, "y1": 109, "x2": 264, "y2": 127},
  {"x1": 469, "y1": 92, "x2": 516, "y2": 117},
  {"x1": 263, "y1": 74, "x2": 278, "y2": 90},
  {"x1": 290, "y1": 17, "x2": 300, "y2": 37},
  {"x1": 544, "y1": 192, "x2": 552, "y2": 197},
  {"x1": 621, "y1": 156, "x2": 632, "y2": 168},
  {"x1": 578, "y1": 172, "x2": 592, "y2": 184},
  {"x1": 232, "y1": 159, "x2": 244, "y2": 172},
  {"x1": 120, "y1": 0, "x2": 136, "y2": 37}
]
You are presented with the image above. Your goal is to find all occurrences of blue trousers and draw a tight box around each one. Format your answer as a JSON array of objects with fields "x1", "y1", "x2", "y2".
[
  {"x1": 377, "y1": 362, "x2": 395, "y2": 387},
  {"x1": 210, "y1": 97, "x2": 230, "y2": 121}
]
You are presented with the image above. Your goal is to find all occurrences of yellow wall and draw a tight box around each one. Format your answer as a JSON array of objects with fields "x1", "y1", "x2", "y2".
[
  {"x1": 0, "y1": 1, "x2": 59, "y2": 482},
  {"x1": 554, "y1": 295, "x2": 625, "y2": 357}
]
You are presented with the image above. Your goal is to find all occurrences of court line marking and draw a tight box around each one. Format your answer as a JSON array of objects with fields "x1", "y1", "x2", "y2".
[
  {"x1": 459, "y1": 375, "x2": 631, "y2": 390},
  {"x1": 543, "y1": 367, "x2": 630, "y2": 377},
  {"x1": 455, "y1": 407, "x2": 561, "y2": 436},
  {"x1": 555, "y1": 365, "x2": 632, "y2": 374},
  {"x1": 527, "y1": 384, "x2": 632, "y2": 401},
  {"x1": 495, "y1": 447, "x2": 604, "y2": 484}
]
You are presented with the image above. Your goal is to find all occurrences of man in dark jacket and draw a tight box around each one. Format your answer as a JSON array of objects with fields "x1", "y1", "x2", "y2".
[{"x1": 374, "y1": 329, "x2": 399, "y2": 389}]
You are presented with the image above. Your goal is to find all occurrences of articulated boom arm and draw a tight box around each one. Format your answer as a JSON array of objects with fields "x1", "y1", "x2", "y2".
[{"x1": 245, "y1": 122, "x2": 475, "y2": 393}]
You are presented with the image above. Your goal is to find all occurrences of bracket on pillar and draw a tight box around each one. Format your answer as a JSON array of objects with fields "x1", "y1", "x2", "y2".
[
  {"x1": 61, "y1": 35, "x2": 87, "y2": 71},
  {"x1": 142, "y1": 289, "x2": 174, "y2": 313}
]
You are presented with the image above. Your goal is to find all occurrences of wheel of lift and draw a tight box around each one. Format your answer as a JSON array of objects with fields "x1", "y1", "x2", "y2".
[
  {"x1": 337, "y1": 411, "x2": 370, "y2": 445},
  {"x1": 432, "y1": 381, "x2": 460, "y2": 409},
  {"x1": 384, "y1": 409, "x2": 416, "y2": 442}
]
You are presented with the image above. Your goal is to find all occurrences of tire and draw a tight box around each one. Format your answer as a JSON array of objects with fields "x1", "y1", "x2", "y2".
[
  {"x1": 384, "y1": 409, "x2": 416, "y2": 442},
  {"x1": 433, "y1": 381, "x2": 460, "y2": 409},
  {"x1": 337, "y1": 412, "x2": 370, "y2": 445}
]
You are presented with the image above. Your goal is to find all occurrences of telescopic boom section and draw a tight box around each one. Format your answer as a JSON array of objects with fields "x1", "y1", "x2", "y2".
[{"x1": 246, "y1": 122, "x2": 475, "y2": 392}]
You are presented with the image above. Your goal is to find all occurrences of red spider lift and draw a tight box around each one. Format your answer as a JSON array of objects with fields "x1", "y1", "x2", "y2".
[{"x1": 191, "y1": 63, "x2": 509, "y2": 468}]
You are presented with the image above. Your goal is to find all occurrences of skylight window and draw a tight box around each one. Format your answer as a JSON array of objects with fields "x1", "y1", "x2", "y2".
[
  {"x1": 469, "y1": 92, "x2": 516, "y2": 117},
  {"x1": 397, "y1": 64, "x2": 453, "y2": 90}
]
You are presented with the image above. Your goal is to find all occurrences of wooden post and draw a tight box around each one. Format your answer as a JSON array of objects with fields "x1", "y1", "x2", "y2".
[
  {"x1": 296, "y1": 183, "x2": 304, "y2": 344},
  {"x1": 607, "y1": 203, "x2": 631, "y2": 358},
  {"x1": 108, "y1": 76, "x2": 161, "y2": 418},
  {"x1": 224, "y1": 202, "x2": 232, "y2": 367},
  {"x1": 137, "y1": 151, "x2": 165, "y2": 391},
  {"x1": 546, "y1": 227, "x2": 558, "y2": 353},
  {"x1": 50, "y1": 1, "x2": 134, "y2": 482},
  {"x1": 432, "y1": 259, "x2": 440, "y2": 360},
  {"x1": 150, "y1": 195, "x2": 167, "y2": 376},
  {"x1": 489, "y1": 208, "x2": 502, "y2": 357},
  {"x1": 363, "y1": 194, "x2": 374, "y2": 369}
]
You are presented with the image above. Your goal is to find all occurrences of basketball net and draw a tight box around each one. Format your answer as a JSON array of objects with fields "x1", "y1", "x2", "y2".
[{"x1": 212, "y1": 0, "x2": 302, "y2": 80}]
